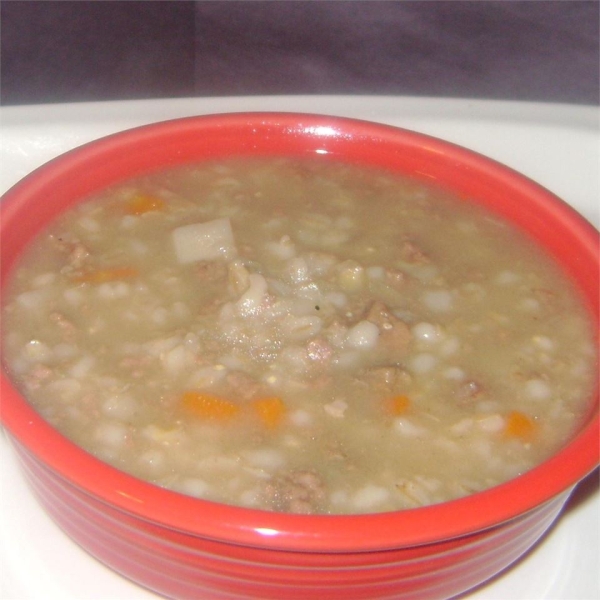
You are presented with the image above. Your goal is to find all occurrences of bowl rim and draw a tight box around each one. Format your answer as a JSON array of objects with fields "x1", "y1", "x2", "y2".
[{"x1": 1, "y1": 111, "x2": 598, "y2": 553}]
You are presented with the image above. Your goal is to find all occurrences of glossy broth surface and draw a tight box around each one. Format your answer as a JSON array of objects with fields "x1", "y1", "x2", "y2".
[{"x1": 2, "y1": 157, "x2": 596, "y2": 514}]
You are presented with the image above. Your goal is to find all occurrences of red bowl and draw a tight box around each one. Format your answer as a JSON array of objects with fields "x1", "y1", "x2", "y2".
[{"x1": 1, "y1": 113, "x2": 598, "y2": 600}]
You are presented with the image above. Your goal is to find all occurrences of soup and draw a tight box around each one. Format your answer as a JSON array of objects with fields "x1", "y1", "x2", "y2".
[{"x1": 2, "y1": 157, "x2": 596, "y2": 514}]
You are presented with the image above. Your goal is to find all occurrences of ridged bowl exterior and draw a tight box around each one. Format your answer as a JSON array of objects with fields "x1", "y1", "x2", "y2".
[
  {"x1": 8, "y1": 435, "x2": 570, "y2": 600},
  {"x1": 1, "y1": 113, "x2": 598, "y2": 600}
]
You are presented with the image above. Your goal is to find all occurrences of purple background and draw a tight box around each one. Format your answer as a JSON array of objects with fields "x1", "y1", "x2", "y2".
[{"x1": 1, "y1": 1, "x2": 598, "y2": 106}]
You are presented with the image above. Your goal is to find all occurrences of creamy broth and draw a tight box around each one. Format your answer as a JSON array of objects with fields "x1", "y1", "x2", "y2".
[{"x1": 2, "y1": 158, "x2": 596, "y2": 514}]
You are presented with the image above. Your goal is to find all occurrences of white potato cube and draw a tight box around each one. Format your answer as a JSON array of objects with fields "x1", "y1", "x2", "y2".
[{"x1": 172, "y1": 218, "x2": 237, "y2": 264}]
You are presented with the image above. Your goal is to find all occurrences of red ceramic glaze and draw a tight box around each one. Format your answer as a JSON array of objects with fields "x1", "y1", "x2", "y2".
[{"x1": 1, "y1": 113, "x2": 598, "y2": 599}]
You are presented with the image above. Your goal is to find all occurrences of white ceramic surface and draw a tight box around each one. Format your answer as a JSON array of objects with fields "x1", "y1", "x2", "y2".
[{"x1": 1, "y1": 96, "x2": 598, "y2": 600}]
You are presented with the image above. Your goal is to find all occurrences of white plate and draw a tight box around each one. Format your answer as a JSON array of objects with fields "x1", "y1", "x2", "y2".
[{"x1": 1, "y1": 96, "x2": 598, "y2": 600}]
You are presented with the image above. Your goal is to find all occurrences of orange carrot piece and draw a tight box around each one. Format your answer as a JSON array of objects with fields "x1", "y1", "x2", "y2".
[
  {"x1": 252, "y1": 397, "x2": 286, "y2": 429},
  {"x1": 74, "y1": 267, "x2": 138, "y2": 284},
  {"x1": 503, "y1": 411, "x2": 537, "y2": 441},
  {"x1": 386, "y1": 395, "x2": 411, "y2": 416},
  {"x1": 125, "y1": 194, "x2": 165, "y2": 215},
  {"x1": 180, "y1": 392, "x2": 240, "y2": 421}
]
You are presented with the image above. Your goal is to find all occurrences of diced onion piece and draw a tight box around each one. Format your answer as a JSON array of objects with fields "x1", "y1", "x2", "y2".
[
  {"x1": 286, "y1": 257, "x2": 310, "y2": 284},
  {"x1": 68, "y1": 355, "x2": 96, "y2": 378},
  {"x1": 94, "y1": 421, "x2": 128, "y2": 449},
  {"x1": 172, "y1": 218, "x2": 237, "y2": 264},
  {"x1": 266, "y1": 236, "x2": 296, "y2": 260},
  {"x1": 337, "y1": 261, "x2": 366, "y2": 292},
  {"x1": 476, "y1": 414, "x2": 505, "y2": 433},
  {"x1": 23, "y1": 339, "x2": 51, "y2": 361},
  {"x1": 282, "y1": 315, "x2": 322, "y2": 340},
  {"x1": 237, "y1": 273, "x2": 268, "y2": 316},
  {"x1": 175, "y1": 478, "x2": 210, "y2": 498},
  {"x1": 422, "y1": 289, "x2": 453, "y2": 312},
  {"x1": 352, "y1": 484, "x2": 390, "y2": 510},
  {"x1": 524, "y1": 378, "x2": 552, "y2": 401},
  {"x1": 244, "y1": 448, "x2": 286, "y2": 468},
  {"x1": 16, "y1": 289, "x2": 47, "y2": 310},
  {"x1": 162, "y1": 344, "x2": 194, "y2": 373},
  {"x1": 409, "y1": 353, "x2": 438, "y2": 374},
  {"x1": 102, "y1": 393, "x2": 138, "y2": 420},
  {"x1": 324, "y1": 399, "x2": 348, "y2": 418},
  {"x1": 228, "y1": 261, "x2": 251, "y2": 294},
  {"x1": 393, "y1": 417, "x2": 426, "y2": 437}
]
